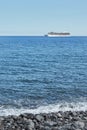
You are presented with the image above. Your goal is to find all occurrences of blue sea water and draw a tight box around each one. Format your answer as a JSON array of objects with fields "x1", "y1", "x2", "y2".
[{"x1": 0, "y1": 36, "x2": 87, "y2": 116}]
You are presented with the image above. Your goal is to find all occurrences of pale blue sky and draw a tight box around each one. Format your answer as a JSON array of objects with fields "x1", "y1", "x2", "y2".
[{"x1": 0, "y1": 0, "x2": 87, "y2": 36}]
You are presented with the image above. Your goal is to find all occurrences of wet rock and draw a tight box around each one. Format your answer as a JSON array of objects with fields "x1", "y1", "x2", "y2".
[
  {"x1": 57, "y1": 113, "x2": 62, "y2": 118},
  {"x1": 44, "y1": 121, "x2": 57, "y2": 127},
  {"x1": 35, "y1": 114, "x2": 44, "y2": 122},
  {"x1": 75, "y1": 121, "x2": 85, "y2": 129},
  {"x1": 26, "y1": 119, "x2": 35, "y2": 129}
]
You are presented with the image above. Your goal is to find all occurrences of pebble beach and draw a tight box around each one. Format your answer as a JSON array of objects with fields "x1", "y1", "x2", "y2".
[{"x1": 0, "y1": 111, "x2": 87, "y2": 130}]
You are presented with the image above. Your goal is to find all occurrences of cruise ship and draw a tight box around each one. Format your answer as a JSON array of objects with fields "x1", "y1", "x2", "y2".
[{"x1": 45, "y1": 32, "x2": 70, "y2": 37}]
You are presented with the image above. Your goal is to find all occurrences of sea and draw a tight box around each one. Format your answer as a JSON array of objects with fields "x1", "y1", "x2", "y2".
[{"x1": 0, "y1": 36, "x2": 87, "y2": 116}]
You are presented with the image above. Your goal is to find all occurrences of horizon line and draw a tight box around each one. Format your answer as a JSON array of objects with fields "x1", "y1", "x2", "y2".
[{"x1": 0, "y1": 34, "x2": 87, "y2": 37}]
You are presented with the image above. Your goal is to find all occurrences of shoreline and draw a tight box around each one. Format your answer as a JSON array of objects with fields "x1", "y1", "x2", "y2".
[{"x1": 0, "y1": 111, "x2": 87, "y2": 130}]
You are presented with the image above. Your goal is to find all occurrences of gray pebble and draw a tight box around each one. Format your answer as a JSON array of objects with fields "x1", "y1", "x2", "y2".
[{"x1": 35, "y1": 114, "x2": 44, "y2": 122}]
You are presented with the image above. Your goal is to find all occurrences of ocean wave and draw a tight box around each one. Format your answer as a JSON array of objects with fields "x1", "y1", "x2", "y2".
[{"x1": 0, "y1": 101, "x2": 87, "y2": 116}]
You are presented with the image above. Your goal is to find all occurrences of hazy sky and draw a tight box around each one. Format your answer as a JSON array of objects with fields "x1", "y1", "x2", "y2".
[{"x1": 0, "y1": 0, "x2": 87, "y2": 36}]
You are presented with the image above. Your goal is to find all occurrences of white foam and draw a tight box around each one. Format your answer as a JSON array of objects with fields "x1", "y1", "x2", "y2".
[{"x1": 0, "y1": 101, "x2": 87, "y2": 116}]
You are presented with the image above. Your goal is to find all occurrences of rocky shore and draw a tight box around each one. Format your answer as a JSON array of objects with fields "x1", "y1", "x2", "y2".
[{"x1": 0, "y1": 111, "x2": 87, "y2": 130}]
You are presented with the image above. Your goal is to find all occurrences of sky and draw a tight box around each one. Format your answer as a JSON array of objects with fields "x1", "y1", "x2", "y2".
[{"x1": 0, "y1": 0, "x2": 87, "y2": 36}]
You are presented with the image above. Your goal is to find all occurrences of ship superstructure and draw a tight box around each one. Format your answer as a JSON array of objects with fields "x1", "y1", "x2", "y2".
[{"x1": 46, "y1": 32, "x2": 70, "y2": 37}]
